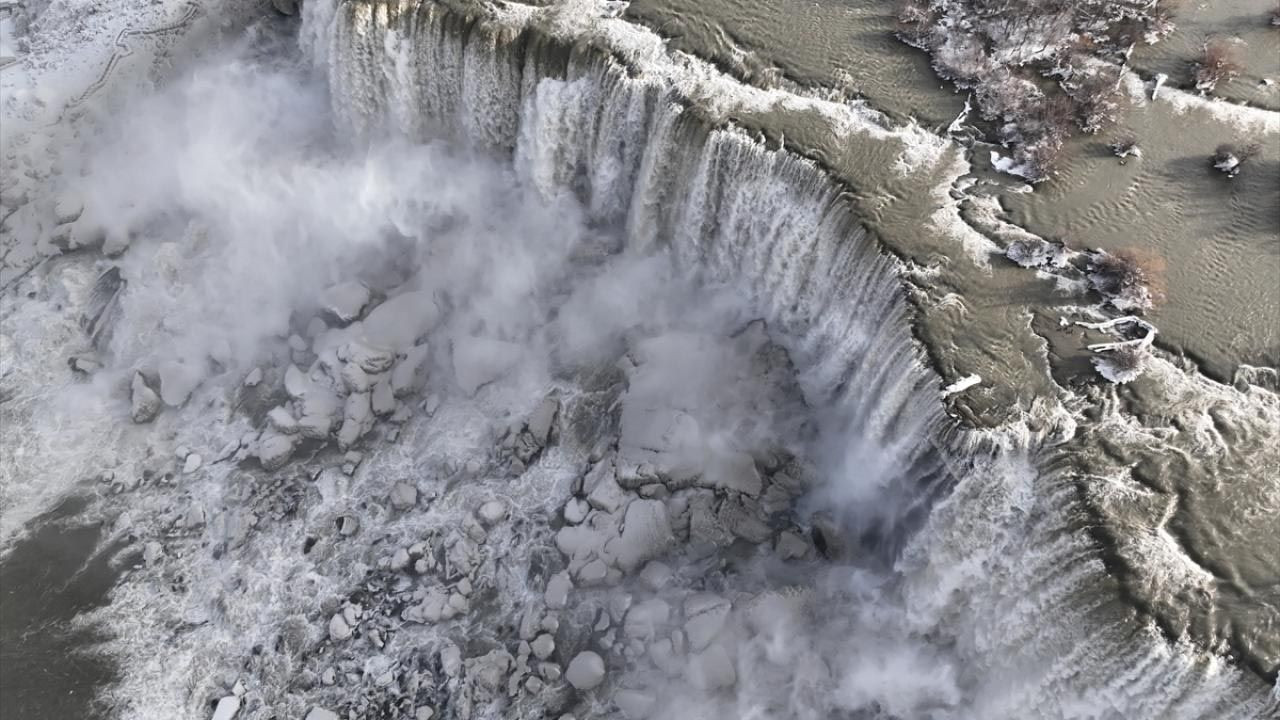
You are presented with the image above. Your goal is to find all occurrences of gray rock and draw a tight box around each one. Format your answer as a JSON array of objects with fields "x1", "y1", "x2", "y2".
[
  {"x1": 243, "y1": 368, "x2": 263, "y2": 387},
  {"x1": 321, "y1": 280, "x2": 371, "y2": 325},
  {"x1": 362, "y1": 291, "x2": 441, "y2": 352},
  {"x1": 371, "y1": 377, "x2": 396, "y2": 417},
  {"x1": 337, "y1": 392, "x2": 373, "y2": 450},
  {"x1": 648, "y1": 638, "x2": 682, "y2": 676},
  {"x1": 609, "y1": 499, "x2": 674, "y2": 573},
  {"x1": 337, "y1": 515, "x2": 359, "y2": 536},
  {"x1": 576, "y1": 558, "x2": 608, "y2": 586},
  {"x1": 53, "y1": 192, "x2": 83, "y2": 225},
  {"x1": 158, "y1": 359, "x2": 201, "y2": 407},
  {"x1": 389, "y1": 481, "x2": 418, "y2": 510},
  {"x1": 328, "y1": 613, "x2": 352, "y2": 642},
  {"x1": 544, "y1": 571, "x2": 572, "y2": 609},
  {"x1": 527, "y1": 398, "x2": 559, "y2": 446},
  {"x1": 683, "y1": 594, "x2": 731, "y2": 651},
  {"x1": 341, "y1": 363, "x2": 372, "y2": 393},
  {"x1": 775, "y1": 531, "x2": 808, "y2": 560},
  {"x1": 257, "y1": 432, "x2": 296, "y2": 471},
  {"x1": 624, "y1": 599, "x2": 671, "y2": 641},
  {"x1": 638, "y1": 561, "x2": 673, "y2": 592},
  {"x1": 688, "y1": 644, "x2": 736, "y2": 690},
  {"x1": 390, "y1": 548, "x2": 411, "y2": 572},
  {"x1": 477, "y1": 500, "x2": 507, "y2": 526},
  {"x1": 391, "y1": 343, "x2": 431, "y2": 397},
  {"x1": 563, "y1": 498, "x2": 589, "y2": 525},
  {"x1": 565, "y1": 651, "x2": 606, "y2": 690},
  {"x1": 283, "y1": 365, "x2": 309, "y2": 399},
  {"x1": 182, "y1": 453, "x2": 203, "y2": 474},
  {"x1": 585, "y1": 462, "x2": 627, "y2": 514},
  {"x1": 344, "y1": 341, "x2": 396, "y2": 374},
  {"x1": 531, "y1": 633, "x2": 555, "y2": 660},
  {"x1": 267, "y1": 406, "x2": 298, "y2": 434},
  {"x1": 614, "y1": 690, "x2": 656, "y2": 719},
  {"x1": 210, "y1": 696, "x2": 240, "y2": 720},
  {"x1": 304, "y1": 709, "x2": 340, "y2": 720},
  {"x1": 130, "y1": 372, "x2": 160, "y2": 423},
  {"x1": 453, "y1": 336, "x2": 523, "y2": 396}
]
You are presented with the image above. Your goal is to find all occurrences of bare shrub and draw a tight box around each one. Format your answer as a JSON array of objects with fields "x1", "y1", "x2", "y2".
[
  {"x1": 1093, "y1": 344, "x2": 1151, "y2": 384},
  {"x1": 896, "y1": 0, "x2": 936, "y2": 48},
  {"x1": 1212, "y1": 142, "x2": 1262, "y2": 177},
  {"x1": 1194, "y1": 38, "x2": 1244, "y2": 91},
  {"x1": 1087, "y1": 248, "x2": 1166, "y2": 311},
  {"x1": 1064, "y1": 63, "x2": 1127, "y2": 132},
  {"x1": 1108, "y1": 133, "x2": 1140, "y2": 161}
]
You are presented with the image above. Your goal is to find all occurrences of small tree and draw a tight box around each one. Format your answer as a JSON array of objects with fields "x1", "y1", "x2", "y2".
[{"x1": 1195, "y1": 39, "x2": 1244, "y2": 92}]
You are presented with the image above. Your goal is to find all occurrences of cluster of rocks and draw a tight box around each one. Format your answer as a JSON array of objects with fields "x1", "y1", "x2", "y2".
[{"x1": 111, "y1": 261, "x2": 827, "y2": 720}]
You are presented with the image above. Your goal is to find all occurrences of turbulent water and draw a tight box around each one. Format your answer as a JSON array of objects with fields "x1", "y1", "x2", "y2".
[{"x1": 0, "y1": 1, "x2": 1277, "y2": 719}]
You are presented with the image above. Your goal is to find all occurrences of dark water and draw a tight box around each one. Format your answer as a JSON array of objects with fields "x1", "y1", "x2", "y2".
[{"x1": 0, "y1": 495, "x2": 126, "y2": 719}]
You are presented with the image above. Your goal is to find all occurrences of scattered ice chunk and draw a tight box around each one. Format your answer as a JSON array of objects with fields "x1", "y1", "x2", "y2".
[{"x1": 941, "y1": 374, "x2": 981, "y2": 397}]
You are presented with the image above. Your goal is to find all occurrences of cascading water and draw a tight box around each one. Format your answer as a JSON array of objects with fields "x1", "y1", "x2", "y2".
[{"x1": 307, "y1": 1, "x2": 1276, "y2": 718}]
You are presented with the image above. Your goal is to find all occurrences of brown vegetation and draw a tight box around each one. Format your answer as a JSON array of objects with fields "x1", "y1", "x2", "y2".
[
  {"x1": 1195, "y1": 39, "x2": 1244, "y2": 91},
  {"x1": 1212, "y1": 142, "x2": 1262, "y2": 177},
  {"x1": 1088, "y1": 248, "x2": 1167, "y2": 310}
]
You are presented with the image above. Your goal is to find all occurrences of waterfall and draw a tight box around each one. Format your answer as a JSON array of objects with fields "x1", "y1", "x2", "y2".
[{"x1": 310, "y1": 2, "x2": 1277, "y2": 718}]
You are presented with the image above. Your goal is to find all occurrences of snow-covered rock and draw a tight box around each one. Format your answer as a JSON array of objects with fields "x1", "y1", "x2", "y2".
[
  {"x1": 565, "y1": 651, "x2": 606, "y2": 690},
  {"x1": 321, "y1": 281, "x2": 371, "y2": 325},
  {"x1": 130, "y1": 372, "x2": 161, "y2": 423}
]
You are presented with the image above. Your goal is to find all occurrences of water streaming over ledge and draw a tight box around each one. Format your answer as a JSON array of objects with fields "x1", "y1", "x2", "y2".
[{"x1": 311, "y1": 1, "x2": 1277, "y2": 716}]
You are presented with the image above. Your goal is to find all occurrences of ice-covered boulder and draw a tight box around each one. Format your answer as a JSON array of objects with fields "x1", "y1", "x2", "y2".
[
  {"x1": 565, "y1": 651, "x2": 605, "y2": 690},
  {"x1": 320, "y1": 280, "x2": 371, "y2": 325},
  {"x1": 130, "y1": 372, "x2": 161, "y2": 423},
  {"x1": 361, "y1": 290, "x2": 441, "y2": 352},
  {"x1": 608, "y1": 499, "x2": 674, "y2": 573},
  {"x1": 158, "y1": 359, "x2": 202, "y2": 407}
]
